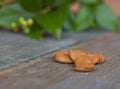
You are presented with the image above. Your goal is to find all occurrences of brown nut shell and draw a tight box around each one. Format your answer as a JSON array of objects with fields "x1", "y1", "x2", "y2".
[
  {"x1": 55, "y1": 49, "x2": 105, "y2": 72},
  {"x1": 74, "y1": 63, "x2": 95, "y2": 72},
  {"x1": 55, "y1": 51, "x2": 73, "y2": 64},
  {"x1": 88, "y1": 54, "x2": 100, "y2": 64},
  {"x1": 97, "y1": 54, "x2": 105, "y2": 63},
  {"x1": 69, "y1": 49, "x2": 89, "y2": 62},
  {"x1": 75, "y1": 55, "x2": 92, "y2": 66},
  {"x1": 74, "y1": 56, "x2": 94, "y2": 72}
]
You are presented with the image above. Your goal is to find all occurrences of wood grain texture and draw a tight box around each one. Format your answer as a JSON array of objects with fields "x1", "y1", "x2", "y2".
[
  {"x1": 0, "y1": 33, "x2": 120, "y2": 89},
  {"x1": 0, "y1": 31, "x2": 97, "y2": 69}
]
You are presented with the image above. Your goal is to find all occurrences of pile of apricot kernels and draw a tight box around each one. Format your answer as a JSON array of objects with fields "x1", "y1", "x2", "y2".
[{"x1": 55, "y1": 49, "x2": 105, "y2": 72}]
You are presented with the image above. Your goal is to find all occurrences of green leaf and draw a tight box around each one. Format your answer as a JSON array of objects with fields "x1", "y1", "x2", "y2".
[
  {"x1": 76, "y1": 5, "x2": 93, "y2": 31},
  {"x1": 42, "y1": 0, "x2": 55, "y2": 7},
  {"x1": 0, "y1": 3, "x2": 34, "y2": 27},
  {"x1": 18, "y1": 0, "x2": 42, "y2": 12},
  {"x1": 27, "y1": 23, "x2": 43, "y2": 40},
  {"x1": 55, "y1": 0, "x2": 72, "y2": 6},
  {"x1": 0, "y1": 0, "x2": 5, "y2": 6},
  {"x1": 80, "y1": 0, "x2": 101, "y2": 4},
  {"x1": 35, "y1": 6, "x2": 67, "y2": 39},
  {"x1": 63, "y1": 9, "x2": 78, "y2": 31},
  {"x1": 64, "y1": 6, "x2": 94, "y2": 31},
  {"x1": 95, "y1": 4, "x2": 119, "y2": 31}
]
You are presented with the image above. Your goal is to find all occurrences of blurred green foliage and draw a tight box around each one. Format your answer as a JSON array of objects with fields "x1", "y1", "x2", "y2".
[
  {"x1": 0, "y1": 0, "x2": 6, "y2": 6},
  {"x1": 0, "y1": 0, "x2": 119, "y2": 39}
]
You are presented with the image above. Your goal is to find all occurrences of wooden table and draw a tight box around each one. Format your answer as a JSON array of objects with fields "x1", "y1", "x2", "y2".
[
  {"x1": 0, "y1": 33, "x2": 120, "y2": 89},
  {"x1": 0, "y1": 0, "x2": 120, "y2": 88}
]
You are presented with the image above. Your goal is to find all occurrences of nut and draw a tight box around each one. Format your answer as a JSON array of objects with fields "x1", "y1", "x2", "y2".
[
  {"x1": 74, "y1": 62, "x2": 95, "y2": 72},
  {"x1": 74, "y1": 55, "x2": 95, "y2": 72},
  {"x1": 55, "y1": 49, "x2": 105, "y2": 72},
  {"x1": 97, "y1": 54, "x2": 105, "y2": 63},
  {"x1": 55, "y1": 51, "x2": 73, "y2": 64},
  {"x1": 89, "y1": 53, "x2": 105, "y2": 64},
  {"x1": 75, "y1": 55, "x2": 92, "y2": 64},
  {"x1": 88, "y1": 54, "x2": 100, "y2": 64},
  {"x1": 69, "y1": 49, "x2": 89, "y2": 62}
]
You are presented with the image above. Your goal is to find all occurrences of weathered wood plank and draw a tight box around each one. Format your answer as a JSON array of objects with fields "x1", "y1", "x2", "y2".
[
  {"x1": 0, "y1": 33, "x2": 120, "y2": 89},
  {"x1": 0, "y1": 31, "x2": 98, "y2": 69}
]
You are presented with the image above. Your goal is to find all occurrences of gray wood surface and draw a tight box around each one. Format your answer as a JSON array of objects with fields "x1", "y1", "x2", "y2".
[
  {"x1": 0, "y1": 33, "x2": 120, "y2": 89},
  {"x1": 0, "y1": 31, "x2": 98, "y2": 69}
]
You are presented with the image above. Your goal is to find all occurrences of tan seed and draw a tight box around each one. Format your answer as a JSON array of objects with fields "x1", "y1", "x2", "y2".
[
  {"x1": 55, "y1": 51, "x2": 73, "y2": 64},
  {"x1": 74, "y1": 63, "x2": 95, "y2": 72},
  {"x1": 69, "y1": 49, "x2": 89, "y2": 62},
  {"x1": 97, "y1": 54, "x2": 105, "y2": 63},
  {"x1": 88, "y1": 54, "x2": 100, "y2": 64}
]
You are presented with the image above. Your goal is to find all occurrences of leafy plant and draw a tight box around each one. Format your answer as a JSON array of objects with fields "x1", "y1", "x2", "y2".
[
  {"x1": 0, "y1": 4, "x2": 34, "y2": 27},
  {"x1": 0, "y1": 0, "x2": 6, "y2": 7},
  {"x1": 0, "y1": 0, "x2": 119, "y2": 39}
]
